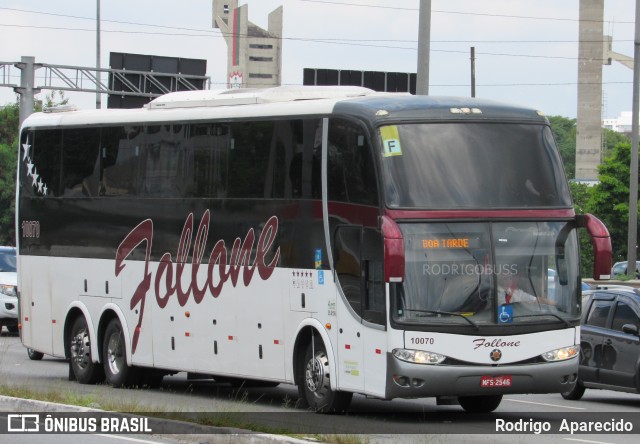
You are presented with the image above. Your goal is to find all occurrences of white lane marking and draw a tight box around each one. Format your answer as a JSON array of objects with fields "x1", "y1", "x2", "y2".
[
  {"x1": 96, "y1": 435, "x2": 166, "y2": 444},
  {"x1": 504, "y1": 398, "x2": 586, "y2": 410},
  {"x1": 564, "y1": 438, "x2": 615, "y2": 444}
]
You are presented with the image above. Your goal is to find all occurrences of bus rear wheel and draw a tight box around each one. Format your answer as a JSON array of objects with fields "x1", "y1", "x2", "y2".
[
  {"x1": 102, "y1": 318, "x2": 140, "y2": 387},
  {"x1": 69, "y1": 316, "x2": 105, "y2": 384},
  {"x1": 298, "y1": 340, "x2": 352, "y2": 413},
  {"x1": 458, "y1": 395, "x2": 502, "y2": 413}
]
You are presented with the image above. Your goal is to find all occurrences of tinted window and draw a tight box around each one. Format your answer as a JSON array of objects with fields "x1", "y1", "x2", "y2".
[
  {"x1": 585, "y1": 299, "x2": 613, "y2": 328},
  {"x1": 380, "y1": 123, "x2": 570, "y2": 209},
  {"x1": 328, "y1": 119, "x2": 378, "y2": 206},
  {"x1": 227, "y1": 121, "x2": 274, "y2": 198},
  {"x1": 31, "y1": 129, "x2": 62, "y2": 196},
  {"x1": 62, "y1": 128, "x2": 100, "y2": 197},
  {"x1": 611, "y1": 301, "x2": 640, "y2": 332},
  {"x1": 140, "y1": 125, "x2": 187, "y2": 197},
  {"x1": 27, "y1": 119, "x2": 323, "y2": 200},
  {"x1": 101, "y1": 126, "x2": 141, "y2": 196},
  {"x1": 187, "y1": 123, "x2": 229, "y2": 198}
]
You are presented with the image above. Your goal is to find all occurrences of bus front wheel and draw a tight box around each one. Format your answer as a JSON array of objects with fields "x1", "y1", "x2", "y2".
[
  {"x1": 458, "y1": 395, "x2": 502, "y2": 413},
  {"x1": 298, "y1": 340, "x2": 352, "y2": 413},
  {"x1": 561, "y1": 380, "x2": 585, "y2": 400},
  {"x1": 102, "y1": 318, "x2": 140, "y2": 387},
  {"x1": 69, "y1": 316, "x2": 105, "y2": 384}
]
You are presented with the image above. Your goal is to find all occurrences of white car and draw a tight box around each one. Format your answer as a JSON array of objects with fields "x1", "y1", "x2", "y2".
[{"x1": 0, "y1": 246, "x2": 18, "y2": 335}]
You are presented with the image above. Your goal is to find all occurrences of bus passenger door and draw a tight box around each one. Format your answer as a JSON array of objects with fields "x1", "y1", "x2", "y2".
[
  {"x1": 334, "y1": 225, "x2": 365, "y2": 392},
  {"x1": 360, "y1": 228, "x2": 387, "y2": 398},
  {"x1": 24, "y1": 257, "x2": 53, "y2": 354}
]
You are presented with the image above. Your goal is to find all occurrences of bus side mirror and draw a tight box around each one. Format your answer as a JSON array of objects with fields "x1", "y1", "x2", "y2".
[
  {"x1": 381, "y1": 216, "x2": 404, "y2": 283},
  {"x1": 576, "y1": 214, "x2": 612, "y2": 280}
]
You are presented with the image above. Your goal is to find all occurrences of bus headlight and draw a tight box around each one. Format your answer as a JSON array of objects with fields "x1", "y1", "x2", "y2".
[
  {"x1": 393, "y1": 348, "x2": 446, "y2": 365},
  {"x1": 541, "y1": 345, "x2": 579, "y2": 362}
]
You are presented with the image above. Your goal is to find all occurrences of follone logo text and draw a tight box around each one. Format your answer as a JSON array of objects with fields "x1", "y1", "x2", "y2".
[{"x1": 115, "y1": 210, "x2": 280, "y2": 353}]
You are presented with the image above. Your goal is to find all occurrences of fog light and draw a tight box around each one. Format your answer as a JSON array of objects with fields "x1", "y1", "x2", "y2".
[{"x1": 393, "y1": 374, "x2": 410, "y2": 387}]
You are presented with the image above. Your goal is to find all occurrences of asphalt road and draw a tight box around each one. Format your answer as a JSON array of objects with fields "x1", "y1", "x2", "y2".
[{"x1": 1, "y1": 328, "x2": 639, "y2": 443}]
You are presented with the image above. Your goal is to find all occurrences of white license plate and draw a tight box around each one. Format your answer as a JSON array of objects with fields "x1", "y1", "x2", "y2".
[{"x1": 480, "y1": 375, "x2": 512, "y2": 387}]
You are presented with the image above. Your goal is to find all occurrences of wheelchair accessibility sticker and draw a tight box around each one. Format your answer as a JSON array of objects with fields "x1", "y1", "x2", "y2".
[{"x1": 498, "y1": 305, "x2": 513, "y2": 324}]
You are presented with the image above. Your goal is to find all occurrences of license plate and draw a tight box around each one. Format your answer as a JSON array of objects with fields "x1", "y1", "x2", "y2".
[{"x1": 480, "y1": 375, "x2": 512, "y2": 388}]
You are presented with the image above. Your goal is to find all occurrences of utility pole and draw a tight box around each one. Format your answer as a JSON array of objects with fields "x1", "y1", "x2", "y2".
[
  {"x1": 416, "y1": 0, "x2": 431, "y2": 95},
  {"x1": 627, "y1": 0, "x2": 639, "y2": 278},
  {"x1": 470, "y1": 47, "x2": 476, "y2": 98},
  {"x1": 96, "y1": 0, "x2": 101, "y2": 109},
  {"x1": 14, "y1": 56, "x2": 40, "y2": 127}
]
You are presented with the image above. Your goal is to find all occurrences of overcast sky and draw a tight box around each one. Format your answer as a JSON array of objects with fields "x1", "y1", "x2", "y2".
[{"x1": 0, "y1": 0, "x2": 634, "y2": 119}]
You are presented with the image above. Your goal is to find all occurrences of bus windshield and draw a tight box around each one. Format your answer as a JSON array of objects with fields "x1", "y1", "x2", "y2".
[
  {"x1": 379, "y1": 122, "x2": 571, "y2": 209},
  {"x1": 393, "y1": 221, "x2": 581, "y2": 327}
]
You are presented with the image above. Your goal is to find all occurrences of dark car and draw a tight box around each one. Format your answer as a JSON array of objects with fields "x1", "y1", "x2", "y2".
[
  {"x1": 561, "y1": 287, "x2": 640, "y2": 400},
  {"x1": 611, "y1": 261, "x2": 640, "y2": 279}
]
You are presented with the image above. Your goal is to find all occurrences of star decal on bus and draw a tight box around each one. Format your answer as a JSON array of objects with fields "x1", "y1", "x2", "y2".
[{"x1": 22, "y1": 140, "x2": 48, "y2": 196}]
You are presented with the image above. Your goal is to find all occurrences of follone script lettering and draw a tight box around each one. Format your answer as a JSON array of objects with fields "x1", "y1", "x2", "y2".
[{"x1": 115, "y1": 210, "x2": 280, "y2": 353}]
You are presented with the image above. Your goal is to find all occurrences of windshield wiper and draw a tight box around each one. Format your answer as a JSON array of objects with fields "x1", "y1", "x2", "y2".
[
  {"x1": 405, "y1": 309, "x2": 480, "y2": 330},
  {"x1": 511, "y1": 313, "x2": 572, "y2": 327}
]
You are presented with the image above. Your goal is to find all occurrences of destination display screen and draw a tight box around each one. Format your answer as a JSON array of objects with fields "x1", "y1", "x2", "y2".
[{"x1": 421, "y1": 237, "x2": 480, "y2": 250}]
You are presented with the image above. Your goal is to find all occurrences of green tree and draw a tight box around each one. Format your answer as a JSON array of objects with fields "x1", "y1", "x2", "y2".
[
  {"x1": 569, "y1": 181, "x2": 595, "y2": 278},
  {"x1": 587, "y1": 141, "x2": 639, "y2": 264},
  {"x1": 548, "y1": 115, "x2": 576, "y2": 178},
  {"x1": 0, "y1": 103, "x2": 19, "y2": 245},
  {"x1": 602, "y1": 128, "x2": 630, "y2": 159}
]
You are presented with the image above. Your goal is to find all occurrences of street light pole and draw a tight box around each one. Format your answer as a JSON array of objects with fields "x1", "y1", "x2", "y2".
[
  {"x1": 96, "y1": 0, "x2": 102, "y2": 109},
  {"x1": 628, "y1": 0, "x2": 639, "y2": 278},
  {"x1": 416, "y1": 0, "x2": 431, "y2": 95}
]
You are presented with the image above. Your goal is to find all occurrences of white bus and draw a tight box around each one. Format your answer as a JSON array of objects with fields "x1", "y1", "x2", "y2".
[{"x1": 17, "y1": 86, "x2": 612, "y2": 413}]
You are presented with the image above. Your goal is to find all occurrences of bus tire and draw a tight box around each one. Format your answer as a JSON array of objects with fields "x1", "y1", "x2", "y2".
[
  {"x1": 27, "y1": 348, "x2": 44, "y2": 361},
  {"x1": 69, "y1": 316, "x2": 105, "y2": 384},
  {"x1": 561, "y1": 380, "x2": 585, "y2": 400},
  {"x1": 458, "y1": 395, "x2": 502, "y2": 413},
  {"x1": 298, "y1": 340, "x2": 352, "y2": 413},
  {"x1": 102, "y1": 318, "x2": 140, "y2": 387}
]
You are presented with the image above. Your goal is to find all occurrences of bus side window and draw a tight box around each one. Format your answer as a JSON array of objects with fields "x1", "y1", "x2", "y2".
[
  {"x1": 140, "y1": 125, "x2": 185, "y2": 197},
  {"x1": 188, "y1": 123, "x2": 229, "y2": 198},
  {"x1": 362, "y1": 227, "x2": 385, "y2": 326},
  {"x1": 227, "y1": 121, "x2": 274, "y2": 198},
  {"x1": 334, "y1": 226, "x2": 363, "y2": 317},
  {"x1": 100, "y1": 126, "x2": 141, "y2": 197},
  {"x1": 327, "y1": 119, "x2": 378, "y2": 206},
  {"x1": 31, "y1": 129, "x2": 62, "y2": 197},
  {"x1": 61, "y1": 128, "x2": 101, "y2": 197},
  {"x1": 333, "y1": 226, "x2": 386, "y2": 326}
]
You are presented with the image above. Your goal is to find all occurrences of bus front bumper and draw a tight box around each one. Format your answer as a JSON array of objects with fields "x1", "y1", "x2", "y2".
[{"x1": 385, "y1": 353, "x2": 578, "y2": 399}]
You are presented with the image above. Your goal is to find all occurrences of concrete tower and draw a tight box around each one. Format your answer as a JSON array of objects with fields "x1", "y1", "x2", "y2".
[
  {"x1": 575, "y1": 0, "x2": 607, "y2": 180},
  {"x1": 213, "y1": 1, "x2": 283, "y2": 89}
]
